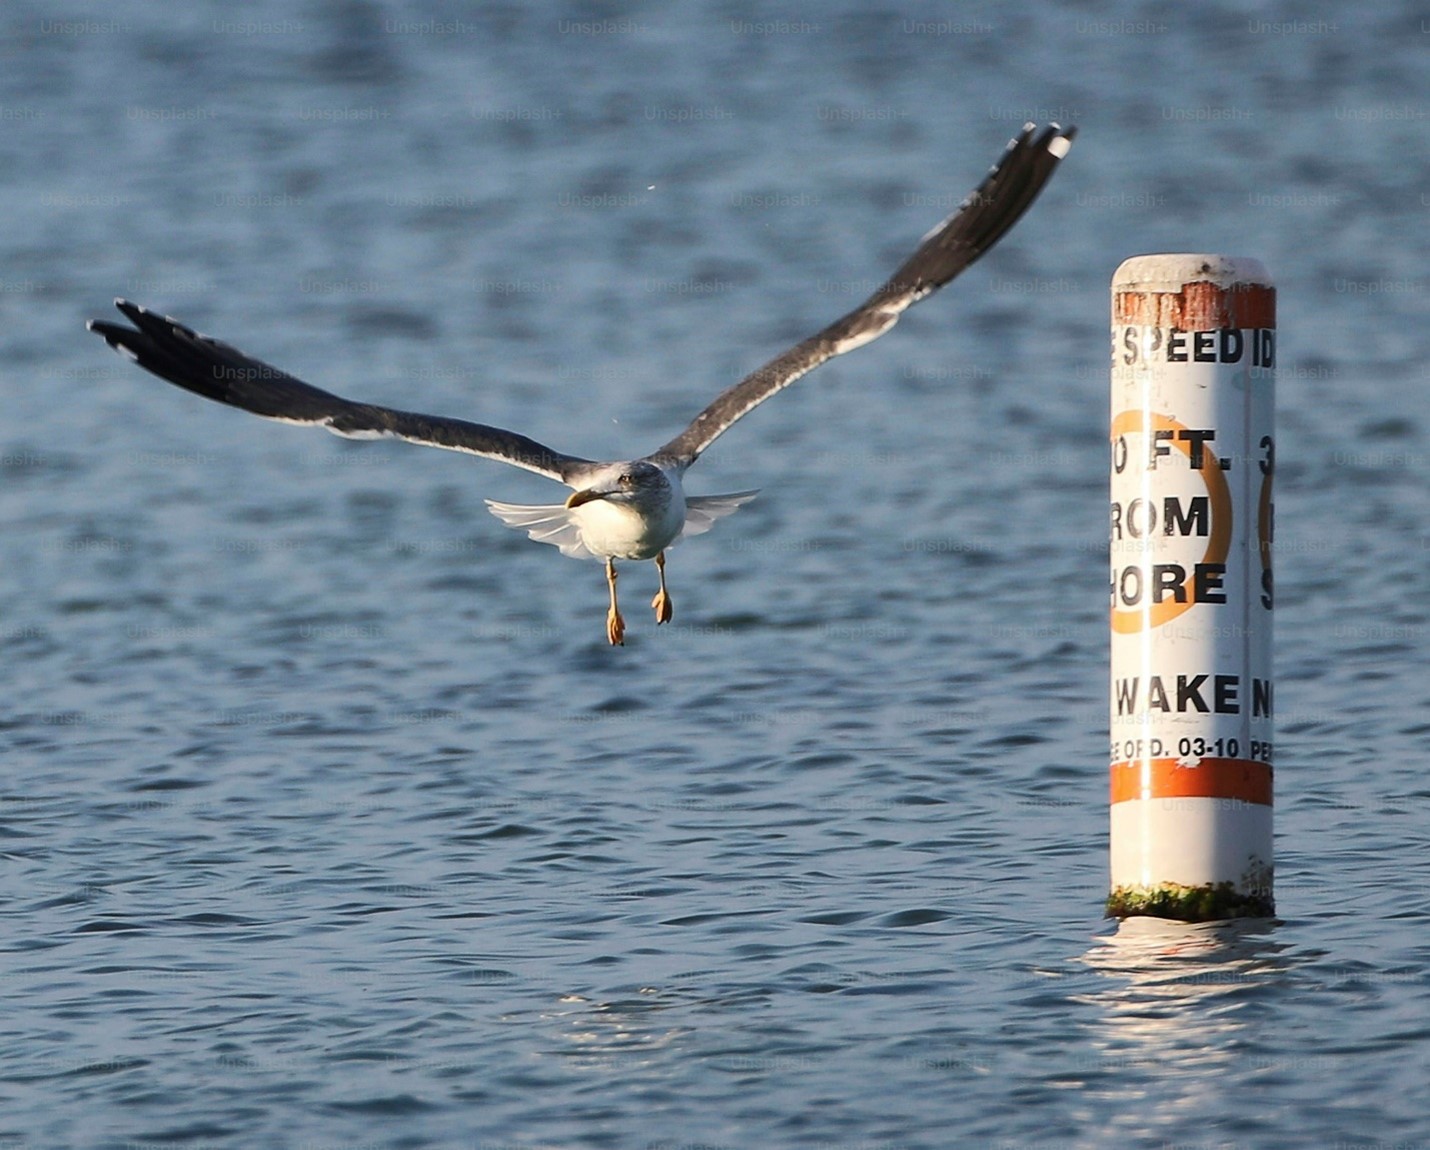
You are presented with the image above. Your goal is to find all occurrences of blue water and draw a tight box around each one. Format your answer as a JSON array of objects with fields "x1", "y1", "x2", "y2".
[{"x1": 3, "y1": 2, "x2": 1428, "y2": 1147}]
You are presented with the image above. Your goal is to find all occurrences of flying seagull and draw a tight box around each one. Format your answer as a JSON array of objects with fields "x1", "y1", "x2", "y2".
[{"x1": 89, "y1": 122, "x2": 1074, "y2": 645}]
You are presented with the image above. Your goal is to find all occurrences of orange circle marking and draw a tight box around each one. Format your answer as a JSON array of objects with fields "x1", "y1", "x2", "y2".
[
  {"x1": 1258, "y1": 470, "x2": 1273, "y2": 575},
  {"x1": 1110, "y1": 410, "x2": 1233, "y2": 633}
]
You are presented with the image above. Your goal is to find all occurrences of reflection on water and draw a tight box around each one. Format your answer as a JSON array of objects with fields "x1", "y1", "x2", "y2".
[
  {"x1": 1081, "y1": 918, "x2": 1290, "y2": 1139},
  {"x1": 543, "y1": 990, "x2": 691, "y2": 1073}
]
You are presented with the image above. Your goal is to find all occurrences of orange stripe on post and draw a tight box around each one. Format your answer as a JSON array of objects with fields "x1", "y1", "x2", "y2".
[
  {"x1": 1113, "y1": 280, "x2": 1276, "y2": 330},
  {"x1": 1109, "y1": 757, "x2": 1272, "y2": 806}
]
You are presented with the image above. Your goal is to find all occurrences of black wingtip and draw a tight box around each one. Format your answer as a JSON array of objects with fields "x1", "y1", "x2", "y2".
[
  {"x1": 117, "y1": 299, "x2": 169, "y2": 332},
  {"x1": 872, "y1": 120, "x2": 1077, "y2": 304},
  {"x1": 86, "y1": 317, "x2": 131, "y2": 345},
  {"x1": 88, "y1": 298, "x2": 145, "y2": 340}
]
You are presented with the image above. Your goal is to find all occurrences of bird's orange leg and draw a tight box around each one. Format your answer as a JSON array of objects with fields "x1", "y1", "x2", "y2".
[
  {"x1": 605, "y1": 557, "x2": 625, "y2": 646},
  {"x1": 651, "y1": 550, "x2": 673, "y2": 624}
]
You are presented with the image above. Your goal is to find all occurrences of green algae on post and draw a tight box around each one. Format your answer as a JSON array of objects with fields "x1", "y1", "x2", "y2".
[{"x1": 1106, "y1": 881, "x2": 1275, "y2": 922}]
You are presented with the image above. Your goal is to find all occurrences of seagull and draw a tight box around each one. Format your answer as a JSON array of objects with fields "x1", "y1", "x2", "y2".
[{"x1": 89, "y1": 122, "x2": 1074, "y2": 645}]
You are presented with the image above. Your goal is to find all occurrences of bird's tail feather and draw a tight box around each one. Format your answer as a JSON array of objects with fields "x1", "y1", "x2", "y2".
[
  {"x1": 484, "y1": 501, "x2": 595, "y2": 558},
  {"x1": 676, "y1": 491, "x2": 760, "y2": 542},
  {"x1": 484, "y1": 490, "x2": 759, "y2": 557}
]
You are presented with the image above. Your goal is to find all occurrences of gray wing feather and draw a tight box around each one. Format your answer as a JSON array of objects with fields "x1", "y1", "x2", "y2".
[
  {"x1": 652, "y1": 122, "x2": 1075, "y2": 468},
  {"x1": 89, "y1": 300, "x2": 590, "y2": 482},
  {"x1": 676, "y1": 490, "x2": 760, "y2": 541}
]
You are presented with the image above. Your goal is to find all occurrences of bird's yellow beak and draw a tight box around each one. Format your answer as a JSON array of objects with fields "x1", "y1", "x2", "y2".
[{"x1": 565, "y1": 488, "x2": 602, "y2": 509}]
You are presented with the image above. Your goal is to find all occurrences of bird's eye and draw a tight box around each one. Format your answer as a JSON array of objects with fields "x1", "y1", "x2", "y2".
[{"x1": 618, "y1": 473, "x2": 634, "y2": 486}]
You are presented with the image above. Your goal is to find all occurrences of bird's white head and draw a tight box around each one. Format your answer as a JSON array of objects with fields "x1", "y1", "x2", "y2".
[{"x1": 564, "y1": 460, "x2": 672, "y2": 511}]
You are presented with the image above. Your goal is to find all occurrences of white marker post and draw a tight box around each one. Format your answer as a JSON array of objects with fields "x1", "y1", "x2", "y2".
[{"x1": 1107, "y1": 255, "x2": 1275, "y2": 920}]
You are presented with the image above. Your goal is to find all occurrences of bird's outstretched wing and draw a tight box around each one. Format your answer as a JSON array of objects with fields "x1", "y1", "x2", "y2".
[
  {"x1": 652, "y1": 122, "x2": 1075, "y2": 469},
  {"x1": 88, "y1": 299, "x2": 592, "y2": 482}
]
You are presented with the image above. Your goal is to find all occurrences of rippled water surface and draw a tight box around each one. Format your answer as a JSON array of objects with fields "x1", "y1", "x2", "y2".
[{"x1": 2, "y1": 3, "x2": 1428, "y2": 1147}]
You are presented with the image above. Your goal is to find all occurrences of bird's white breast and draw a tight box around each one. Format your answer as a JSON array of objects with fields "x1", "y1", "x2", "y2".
[{"x1": 572, "y1": 480, "x2": 686, "y2": 561}]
